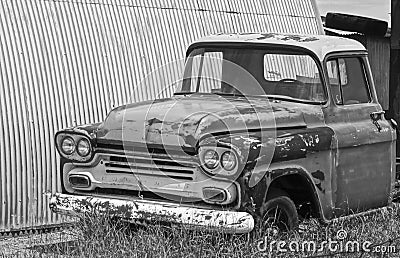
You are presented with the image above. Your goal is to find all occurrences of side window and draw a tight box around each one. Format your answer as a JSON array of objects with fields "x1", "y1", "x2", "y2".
[
  {"x1": 340, "y1": 58, "x2": 370, "y2": 104},
  {"x1": 327, "y1": 57, "x2": 371, "y2": 105}
]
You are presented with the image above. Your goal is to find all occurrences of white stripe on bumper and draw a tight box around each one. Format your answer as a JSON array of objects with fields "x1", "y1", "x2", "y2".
[{"x1": 50, "y1": 193, "x2": 254, "y2": 234}]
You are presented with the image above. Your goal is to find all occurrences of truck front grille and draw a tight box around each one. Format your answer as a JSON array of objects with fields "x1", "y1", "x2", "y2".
[{"x1": 102, "y1": 153, "x2": 197, "y2": 181}]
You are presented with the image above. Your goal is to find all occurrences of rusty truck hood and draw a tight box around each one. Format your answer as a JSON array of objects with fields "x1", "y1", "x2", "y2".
[{"x1": 96, "y1": 94, "x2": 308, "y2": 148}]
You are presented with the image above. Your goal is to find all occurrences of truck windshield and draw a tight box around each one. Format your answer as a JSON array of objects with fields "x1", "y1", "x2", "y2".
[{"x1": 176, "y1": 47, "x2": 326, "y2": 103}]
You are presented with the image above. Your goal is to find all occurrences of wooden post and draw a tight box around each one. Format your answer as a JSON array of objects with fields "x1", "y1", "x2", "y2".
[
  {"x1": 389, "y1": 0, "x2": 400, "y2": 118},
  {"x1": 389, "y1": 0, "x2": 400, "y2": 154}
]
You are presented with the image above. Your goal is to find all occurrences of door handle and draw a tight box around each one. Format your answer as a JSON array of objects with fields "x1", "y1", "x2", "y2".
[
  {"x1": 370, "y1": 111, "x2": 385, "y2": 121},
  {"x1": 370, "y1": 111, "x2": 385, "y2": 132}
]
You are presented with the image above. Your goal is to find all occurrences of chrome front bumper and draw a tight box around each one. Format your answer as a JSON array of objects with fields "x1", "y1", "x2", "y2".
[{"x1": 49, "y1": 193, "x2": 254, "y2": 234}]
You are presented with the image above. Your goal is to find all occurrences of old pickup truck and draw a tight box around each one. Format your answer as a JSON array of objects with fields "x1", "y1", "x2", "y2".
[{"x1": 50, "y1": 33, "x2": 399, "y2": 234}]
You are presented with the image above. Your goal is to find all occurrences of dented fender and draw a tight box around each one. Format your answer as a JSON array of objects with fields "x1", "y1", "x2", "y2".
[
  {"x1": 207, "y1": 127, "x2": 335, "y2": 220},
  {"x1": 239, "y1": 166, "x2": 327, "y2": 220}
]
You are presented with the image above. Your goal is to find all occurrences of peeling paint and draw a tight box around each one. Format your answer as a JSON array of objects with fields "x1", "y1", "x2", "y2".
[
  {"x1": 95, "y1": 95, "x2": 311, "y2": 149},
  {"x1": 239, "y1": 33, "x2": 319, "y2": 42},
  {"x1": 50, "y1": 194, "x2": 254, "y2": 234}
]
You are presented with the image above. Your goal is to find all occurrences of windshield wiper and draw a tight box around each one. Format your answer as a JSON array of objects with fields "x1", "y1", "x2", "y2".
[{"x1": 266, "y1": 95, "x2": 323, "y2": 104}]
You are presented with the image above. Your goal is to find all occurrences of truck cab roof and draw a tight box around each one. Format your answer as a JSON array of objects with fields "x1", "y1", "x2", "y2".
[{"x1": 189, "y1": 33, "x2": 367, "y2": 61}]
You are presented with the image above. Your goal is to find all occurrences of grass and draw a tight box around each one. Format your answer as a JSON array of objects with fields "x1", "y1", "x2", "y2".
[{"x1": 29, "y1": 204, "x2": 400, "y2": 258}]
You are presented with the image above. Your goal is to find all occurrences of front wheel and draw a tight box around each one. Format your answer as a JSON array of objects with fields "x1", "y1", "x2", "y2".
[{"x1": 258, "y1": 195, "x2": 299, "y2": 234}]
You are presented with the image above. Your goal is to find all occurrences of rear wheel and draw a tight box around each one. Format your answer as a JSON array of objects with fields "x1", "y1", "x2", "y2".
[{"x1": 258, "y1": 195, "x2": 299, "y2": 234}]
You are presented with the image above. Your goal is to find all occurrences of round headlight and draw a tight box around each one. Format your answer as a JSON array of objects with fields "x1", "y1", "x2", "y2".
[
  {"x1": 76, "y1": 138, "x2": 91, "y2": 157},
  {"x1": 61, "y1": 137, "x2": 75, "y2": 155},
  {"x1": 221, "y1": 151, "x2": 237, "y2": 171},
  {"x1": 203, "y1": 150, "x2": 219, "y2": 170}
]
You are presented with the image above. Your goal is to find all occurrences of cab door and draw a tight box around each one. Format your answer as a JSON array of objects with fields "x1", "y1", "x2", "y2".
[{"x1": 323, "y1": 54, "x2": 395, "y2": 217}]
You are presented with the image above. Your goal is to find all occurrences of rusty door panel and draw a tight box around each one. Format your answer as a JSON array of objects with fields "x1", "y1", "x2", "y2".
[
  {"x1": 333, "y1": 142, "x2": 393, "y2": 213},
  {"x1": 324, "y1": 103, "x2": 395, "y2": 217}
]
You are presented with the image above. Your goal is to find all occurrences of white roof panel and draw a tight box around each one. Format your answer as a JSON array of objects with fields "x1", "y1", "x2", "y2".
[{"x1": 191, "y1": 33, "x2": 366, "y2": 60}]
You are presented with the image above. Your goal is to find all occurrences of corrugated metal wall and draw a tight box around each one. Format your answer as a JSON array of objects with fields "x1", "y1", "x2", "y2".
[{"x1": 0, "y1": 0, "x2": 323, "y2": 232}]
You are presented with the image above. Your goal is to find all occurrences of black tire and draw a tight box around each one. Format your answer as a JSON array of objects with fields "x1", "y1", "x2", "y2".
[
  {"x1": 325, "y1": 13, "x2": 388, "y2": 37},
  {"x1": 258, "y1": 195, "x2": 299, "y2": 233}
]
